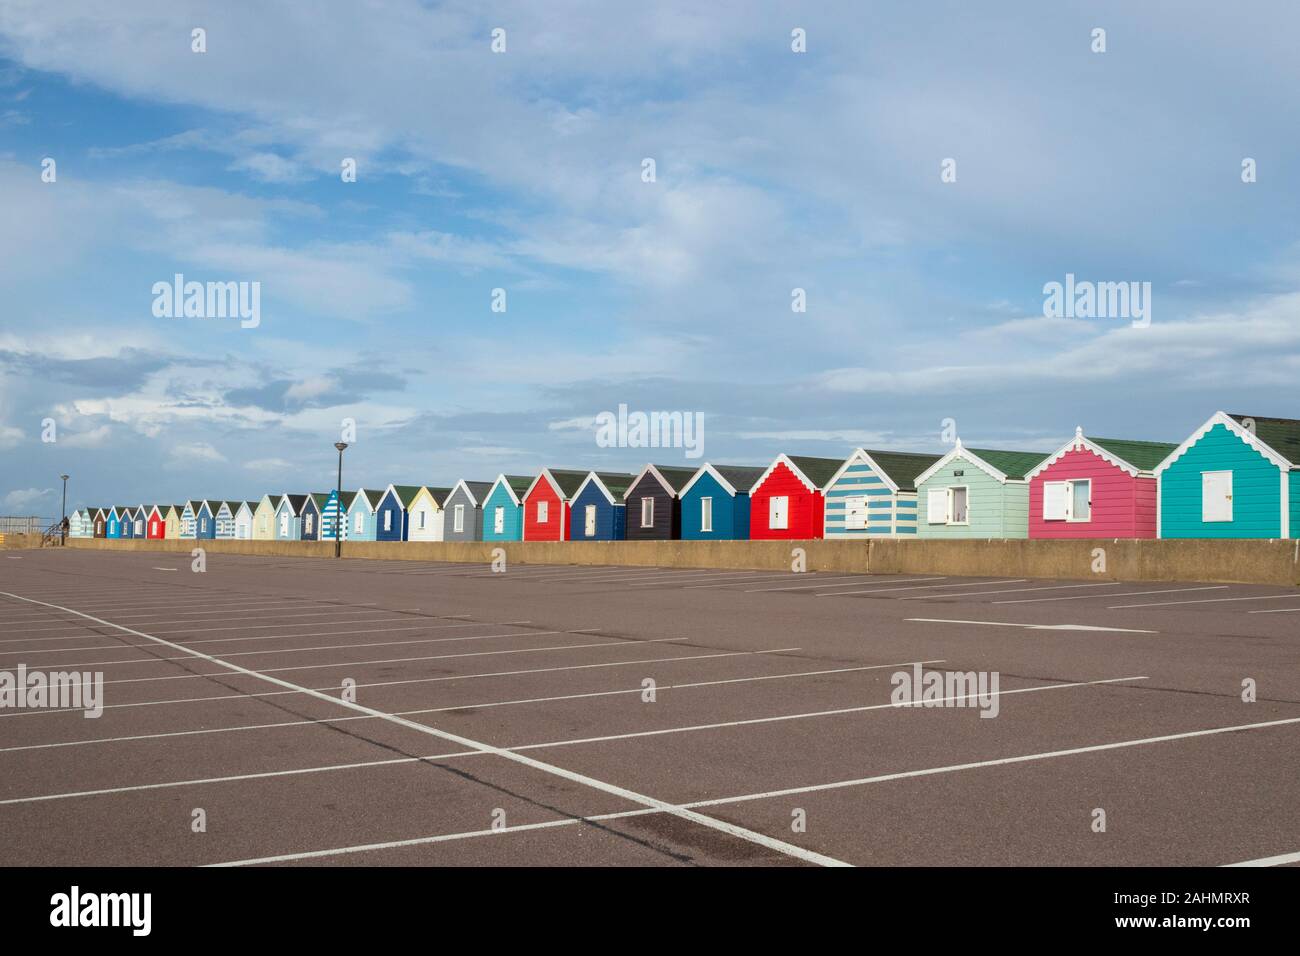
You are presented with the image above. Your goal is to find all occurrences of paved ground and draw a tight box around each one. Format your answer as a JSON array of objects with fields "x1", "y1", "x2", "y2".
[{"x1": 0, "y1": 547, "x2": 1297, "y2": 867}]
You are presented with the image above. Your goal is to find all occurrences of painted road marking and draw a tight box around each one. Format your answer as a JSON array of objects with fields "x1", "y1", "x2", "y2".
[
  {"x1": 0, "y1": 670, "x2": 1130, "y2": 803},
  {"x1": 209, "y1": 688, "x2": 1300, "y2": 870},
  {"x1": 1108, "y1": 593, "x2": 1300, "y2": 609},
  {"x1": 899, "y1": 582, "x2": 1124, "y2": 601},
  {"x1": 995, "y1": 585, "x2": 1228, "y2": 605},
  {"x1": 745, "y1": 576, "x2": 939, "y2": 593},
  {"x1": 0, "y1": 647, "x2": 803, "y2": 720},
  {"x1": 905, "y1": 618, "x2": 1157, "y2": 633},
  {"x1": 2, "y1": 658, "x2": 947, "y2": 754},
  {"x1": 818, "y1": 579, "x2": 1026, "y2": 597},
  {"x1": 0, "y1": 591, "x2": 849, "y2": 867},
  {"x1": 1223, "y1": 850, "x2": 1300, "y2": 867}
]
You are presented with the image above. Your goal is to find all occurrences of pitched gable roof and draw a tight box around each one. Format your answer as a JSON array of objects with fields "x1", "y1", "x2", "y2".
[
  {"x1": 575, "y1": 471, "x2": 636, "y2": 505},
  {"x1": 525, "y1": 469, "x2": 590, "y2": 501},
  {"x1": 282, "y1": 494, "x2": 308, "y2": 514},
  {"x1": 1088, "y1": 437, "x2": 1179, "y2": 472},
  {"x1": 384, "y1": 484, "x2": 424, "y2": 508},
  {"x1": 964, "y1": 448, "x2": 1051, "y2": 481},
  {"x1": 626, "y1": 463, "x2": 699, "y2": 499},
  {"x1": 451, "y1": 480, "x2": 495, "y2": 506},
  {"x1": 488, "y1": 474, "x2": 535, "y2": 506},
  {"x1": 1228, "y1": 413, "x2": 1300, "y2": 466}
]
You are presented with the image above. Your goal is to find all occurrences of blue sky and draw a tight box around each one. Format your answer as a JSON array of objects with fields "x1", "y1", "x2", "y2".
[{"x1": 2, "y1": 0, "x2": 1300, "y2": 515}]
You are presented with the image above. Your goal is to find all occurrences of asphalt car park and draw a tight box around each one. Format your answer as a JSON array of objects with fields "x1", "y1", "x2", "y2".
[{"x1": 1, "y1": 548, "x2": 1297, "y2": 867}]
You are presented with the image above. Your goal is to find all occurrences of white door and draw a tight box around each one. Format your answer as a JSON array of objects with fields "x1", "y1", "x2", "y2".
[
  {"x1": 769, "y1": 496, "x2": 788, "y2": 530},
  {"x1": 844, "y1": 495, "x2": 868, "y2": 530},
  {"x1": 1202, "y1": 471, "x2": 1233, "y2": 522},
  {"x1": 279, "y1": 513, "x2": 289, "y2": 536},
  {"x1": 584, "y1": 504, "x2": 597, "y2": 537},
  {"x1": 493, "y1": 506, "x2": 505, "y2": 534}
]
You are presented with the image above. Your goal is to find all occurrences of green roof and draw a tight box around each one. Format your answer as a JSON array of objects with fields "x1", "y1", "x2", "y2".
[
  {"x1": 645, "y1": 465, "x2": 699, "y2": 493},
  {"x1": 461, "y1": 481, "x2": 495, "y2": 503},
  {"x1": 712, "y1": 464, "x2": 766, "y2": 493},
  {"x1": 965, "y1": 448, "x2": 1052, "y2": 481},
  {"x1": 590, "y1": 471, "x2": 635, "y2": 499},
  {"x1": 337, "y1": 490, "x2": 358, "y2": 509},
  {"x1": 545, "y1": 469, "x2": 591, "y2": 498},
  {"x1": 502, "y1": 475, "x2": 534, "y2": 497},
  {"x1": 858, "y1": 450, "x2": 943, "y2": 492},
  {"x1": 388, "y1": 485, "x2": 423, "y2": 507},
  {"x1": 1088, "y1": 437, "x2": 1179, "y2": 472},
  {"x1": 786, "y1": 456, "x2": 846, "y2": 489},
  {"x1": 426, "y1": 487, "x2": 453, "y2": 507},
  {"x1": 1228, "y1": 414, "x2": 1300, "y2": 465}
]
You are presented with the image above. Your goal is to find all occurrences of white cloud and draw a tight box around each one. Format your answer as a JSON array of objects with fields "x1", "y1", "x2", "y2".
[
  {"x1": 169, "y1": 441, "x2": 225, "y2": 463},
  {"x1": 3, "y1": 487, "x2": 53, "y2": 510}
]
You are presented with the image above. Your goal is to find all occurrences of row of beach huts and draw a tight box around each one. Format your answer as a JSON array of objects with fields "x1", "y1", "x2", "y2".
[{"x1": 69, "y1": 411, "x2": 1300, "y2": 543}]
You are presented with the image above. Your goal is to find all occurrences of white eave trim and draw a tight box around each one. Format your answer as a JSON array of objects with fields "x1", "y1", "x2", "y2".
[
  {"x1": 822, "y1": 448, "x2": 903, "y2": 495},
  {"x1": 679, "y1": 463, "x2": 739, "y2": 499},
  {"x1": 574, "y1": 472, "x2": 617, "y2": 506},
  {"x1": 489, "y1": 473, "x2": 523, "y2": 507},
  {"x1": 913, "y1": 441, "x2": 1010, "y2": 488},
  {"x1": 522, "y1": 469, "x2": 567, "y2": 503},
  {"x1": 752, "y1": 453, "x2": 822, "y2": 495},
  {"x1": 1152, "y1": 411, "x2": 1294, "y2": 476},
  {"x1": 1024, "y1": 426, "x2": 1140, "y2": 481},
  {"x1": 624, "y1": 463, "x2": 676, "y2": 501}
]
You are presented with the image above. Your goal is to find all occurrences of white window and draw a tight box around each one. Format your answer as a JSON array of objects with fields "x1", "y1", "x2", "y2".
[
  {"x1": 1043, "y1": 479, "x2": 1091, "y2": 522},
  {"x1": 844, "y1": 494, "x2": 868, "y2": 530},
  {"x1": 769, "y1": 496, "x2": 789, "y2": 530},
  {"x1": 1042, "y1": 481, "x2": 1069, "y2": 521},
  {"x1": 418, "y1": 509, "x2": 426, "y2": 529},
  {"x1": 1202, "y1": 471, "x2": 1233, "y2": 522},
  {"x1": 305, "y1": 514, "x2": 314, "y2": 534},
  {"x1": 926, "y1": 487, "x2": 949, "y2": 524},
  {"x1": 279, "y1": 513, "x2": 288, "y2": 536},
  {"x1": 700, "y1": 497, "x2": 713, "y2": 532},
  {"x1": 354, "y1": 512, "x2": 363, "y2": 533},
  {"x1": 641, "y1": 497, "x2": 654, "y2": 528},
  {"x1": 135, "y1": 519, "x2": 143, "y2": 534},
  {"x1": 493, "y1": 506, "x2": 505, "y2": 534},
  {"x1": 538, "y1": 500, "x2": 549, "y2": 523},
  {"x1": 949, "y1": 486, "x2": 969, "y2": 525},
  {"x1": 454, "y1": 504, "x2": 465, "y2": 533},
  {"x1": 200, "y1": 518, "x2": 207, "y2": 532},
  {"x1": 584, "y1": 504, "x2": 597, "y2": 537},
  {"x1": 383, "y1": 510, "x2": 392, "y2": 531},
  {"x1": 1068, "y1": 480, "x2": 1091, "y2": 522}
]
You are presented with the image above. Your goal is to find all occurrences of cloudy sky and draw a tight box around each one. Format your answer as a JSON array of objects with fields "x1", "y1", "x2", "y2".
[{"x1": 2, "y1": 1, "x2": 1299, "y2": 515}]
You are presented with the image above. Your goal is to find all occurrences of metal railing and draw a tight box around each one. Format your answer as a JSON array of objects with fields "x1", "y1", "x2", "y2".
[{"x1": 0, "y1": 516, "x2": 54, "y2": 535}]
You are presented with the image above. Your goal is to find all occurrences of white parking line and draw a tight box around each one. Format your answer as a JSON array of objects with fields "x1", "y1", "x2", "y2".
[
  {"x1": 1108, "y1": 593, "x2": 1300, "y2": 609},
  {"x1": 1247, "y1": 606, "x2": 1300, "y2": 614},
  {"x1": 0, "y1": 647, "x2": 802, "y2": 719},
  {"x1": 0, "y1": 590, "x2": 848, "y2": 868},
  {"x1": 35, "y1": 633, "x2": 673, "y2": 675},
  {"x1": 905, "y1": 618, "x2": 1156, "y2": 633},
  {"x1": 2, "y1": 624, "x2": 547, "y2": 661},
  {"x1": 995, "y1": 586, "x2": 1228, "y2": 605},
  {"x1": 1222, "y1": 850, "x2": 1300, "y2": 867},
  {"x1": 0, "y1": 669, "x2": 1128, "y2": 802},
  {"x1": 4, "y1": 657, "x2": 946, "y2": 754},
  {"x1": 900, "y1": 582, "x2": 1123, "y2": 601},
  {"x1": 818, "y1": 579, "x2": 1025, "y2": 597},
  {"x1": 744, "y1": 576, "x2": 934, "y2": 593},
  {"x1": 681, "y1": 572, "x2": 839, "y2": 590}
]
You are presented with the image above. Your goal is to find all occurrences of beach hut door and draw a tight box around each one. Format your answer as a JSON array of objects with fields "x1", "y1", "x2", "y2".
[
  {"x1": 493, "y1": 507, "x2": 505, "y2": 534},
  {"x1": 584, "y1": 505, "x2": 597, "y2": 537},
  {"x1": 1201, "y1": 471, "x2": 1233, "y2": 522}
]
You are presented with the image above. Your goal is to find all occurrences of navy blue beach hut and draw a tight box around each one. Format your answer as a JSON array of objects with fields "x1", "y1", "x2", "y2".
[
  {"x1": 299, "y1": 494, "x2": 325, "y2": 541},
  {"x1": 196, "y1": 500, "x2": 217, "y2": 539},
  {"x1": 568, "y1": 472, "x2": 634, "y2": 541},
  {"x1": 376, "y1": 484, "x2": 421, "y2": 542}
]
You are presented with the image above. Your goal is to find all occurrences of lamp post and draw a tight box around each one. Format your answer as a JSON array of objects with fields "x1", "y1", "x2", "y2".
[
  {"x1": 59, "y1": 474, "x2": 69, "y2": 545},
  {"x1": 333, "y1": 442, "x2": 348, "y2": 558}
]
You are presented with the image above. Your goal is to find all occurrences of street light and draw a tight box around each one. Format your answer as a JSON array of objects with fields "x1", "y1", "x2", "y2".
[
  {"x1": 59, "y1": 474, "x2": 69, "y2": 545},
  {"x1": 333, "y1": 442, "x2": 348, "y2": 558}
]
